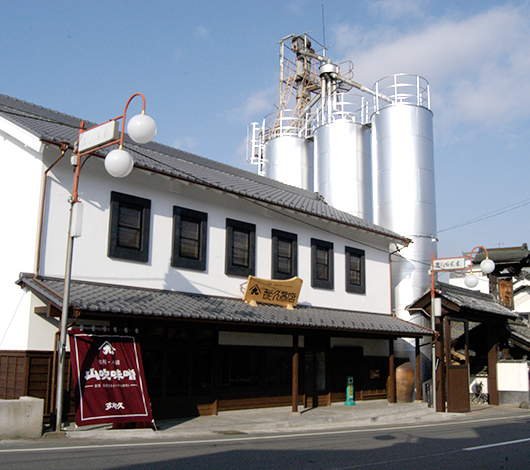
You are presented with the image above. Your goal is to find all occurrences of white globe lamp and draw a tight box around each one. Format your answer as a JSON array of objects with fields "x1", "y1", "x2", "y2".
[
  {"x1": 480, "y1": 258, "x2": 495, "y2": 275},
  {"x1": 127, "y1": 113, "x2": 157, "y2": 144},
  {"x1": 104, "y1": 148, "x2": 134, "y2": 178},
  {"x1": 464, "y1": 274, "x2": 479, "y2": 288}
]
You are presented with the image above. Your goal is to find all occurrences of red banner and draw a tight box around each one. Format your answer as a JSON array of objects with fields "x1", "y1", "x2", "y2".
[{"x1": 68, "y1": 330, "x2": 153, "y2": 427}]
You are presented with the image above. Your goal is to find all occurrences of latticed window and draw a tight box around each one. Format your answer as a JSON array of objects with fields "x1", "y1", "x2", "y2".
[
  {"x1": 272, "y1": 229, "x2": 297, "y2": 279},
  {"x1": 226, "y1": 219, "x2": 255, "y2": 276},
  {"x1": 172, "y1": 207, "x2": 208, "y2": 270},
  {"x1": 108, "y1": 192, "x2": 151, "y2": 262},
  {"x1": 311, "y1": 238, "x2": 333, "y2": 289},
  {"x1": 345, "y1": 246, "x2": 365, "y2": 294}
]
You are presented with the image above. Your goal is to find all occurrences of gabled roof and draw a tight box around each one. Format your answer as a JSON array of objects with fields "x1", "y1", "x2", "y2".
[
  {"x1": 0, "y1": 94, "x2": 407, "y2": 243},
  {"x1": 471, "y1": 244, "x2": 530, "y2": 274},
  {"x1": 17, "y1": 273, "x2": 432, "y2": 338},
  {"x1": 408, "y1": 281, "x2": 519, "y2": 320}
]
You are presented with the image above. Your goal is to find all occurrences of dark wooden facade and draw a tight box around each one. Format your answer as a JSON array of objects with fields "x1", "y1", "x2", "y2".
[{"x1": 1, "y1": 315, "x2": 408, "y2": 421}]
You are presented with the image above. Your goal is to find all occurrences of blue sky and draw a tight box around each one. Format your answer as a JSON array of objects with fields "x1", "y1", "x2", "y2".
[{"x1": 3, "y1": 0, "x2": 530, "y2": 259}]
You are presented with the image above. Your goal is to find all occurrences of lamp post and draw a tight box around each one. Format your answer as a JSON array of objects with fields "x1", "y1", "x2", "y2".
[
  {"x1": 429, "y1": 246, "x2": 495, "y2": 411},
  {"x1": 54, "y1": 93, "x2": 156, "y2": 432}
]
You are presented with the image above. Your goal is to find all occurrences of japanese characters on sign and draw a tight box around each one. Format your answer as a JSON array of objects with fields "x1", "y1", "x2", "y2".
[
  {"x1": 243, "y1": 276, "x2": 303, "y2": 307},
  {"x1": 68, "y1": 330, "x2": 152, "y2": 427},
  {"x1": 431, "y1": 256, "x2": 468, "y2": 272}
]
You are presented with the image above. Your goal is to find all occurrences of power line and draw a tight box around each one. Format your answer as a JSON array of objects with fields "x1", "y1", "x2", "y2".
[{"x1": 438, "y1": 198, "x2": 530, "y2": 234}]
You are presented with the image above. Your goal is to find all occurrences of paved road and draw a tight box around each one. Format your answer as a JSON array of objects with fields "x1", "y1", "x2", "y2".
[{"x1": 1, "y1": 413, "x2": 530, "y2": 469}]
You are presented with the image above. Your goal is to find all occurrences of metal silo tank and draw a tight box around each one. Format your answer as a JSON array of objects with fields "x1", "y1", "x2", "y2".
[
  {"x1": 314, "y1": 119, "x2": 372, "y2": 221},
  {"x1": 372, "y1": 75, "x2": 437, "y2": 322},
  {"x1": 263, "y1": 136, "x2": 314, "y2": 191}
]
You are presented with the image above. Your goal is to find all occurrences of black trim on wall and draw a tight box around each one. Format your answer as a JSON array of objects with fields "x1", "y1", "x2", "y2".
[
  {"x1": 311, "y1": 238, "x2": 334, "y2": 289},
  {"x1": 271, "y1": 229, "x2": 298, "y2": 280},
  {"x1": 345, "y1": 246, "x2": 366, "y2": 294},
  {"x1": 172, "y1": 206, "x2": 208, "y2": 271},
  {"x1": 108, "y1": 191, "x2": 151, "y2": 262},
  {"x1": 225, "y1": 218, "x2": 256, "y2": 277}
]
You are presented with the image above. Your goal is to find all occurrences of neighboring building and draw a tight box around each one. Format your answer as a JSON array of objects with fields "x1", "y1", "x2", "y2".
[
  {"x1": 0, "y1": 94, "x2": 431, "y2": 421},
  {"x1": 450, "y1": 244, "x2": 530, "y2": 308},
  {"x1": 408, "y1": 281, "x2": 518, "y2": 412}
]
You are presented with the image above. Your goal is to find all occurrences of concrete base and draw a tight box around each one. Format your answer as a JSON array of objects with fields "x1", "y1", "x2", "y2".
[
  {"x1": 0, "y1": 396, "x2": 44, "y2": 439},
  {"x1": 499, "y1": 391, "x2": 530, "y2": 407}
]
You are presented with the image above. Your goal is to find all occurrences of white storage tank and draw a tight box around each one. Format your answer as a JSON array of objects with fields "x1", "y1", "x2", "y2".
[
  {"x1": 371, "y1": 74, "x2": 437, "y2": 321},
  {"x1": 263, "y1": 135, "x2": 314, "y2": 191},
  {"x1": 314, "y1": 94, "x2": 372, "y2": 220}
]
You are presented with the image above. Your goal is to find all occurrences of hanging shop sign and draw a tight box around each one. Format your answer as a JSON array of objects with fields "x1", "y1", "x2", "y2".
[
  {"x1": 68, "y1": 330, "x2": 153, "y2": 427},
  {"x1": 243, "y1": 276, "x2": 303, "y2": 308}
]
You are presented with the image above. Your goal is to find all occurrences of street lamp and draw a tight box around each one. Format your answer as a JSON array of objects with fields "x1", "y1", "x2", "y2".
[
  {"x1": 54, "y1": 93, "x2": 156, "y2": 432},
  {"x1": 429, "y1": 246, "x2": 495, "y2": 411},
  {"x1": 464, "y1": 246, "x2": 496, "y2": 288}
]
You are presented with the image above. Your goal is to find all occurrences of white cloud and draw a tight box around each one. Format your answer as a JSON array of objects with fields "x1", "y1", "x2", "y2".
[
  {"x1": 194, "y1": 25, "x2": 209, "y2": 40},
  {"x1": 228, "y1": 86, "x2": 277, "y2": 124},
  {"x1": 333, "y1": 4, "x2": 530, "y2": 129},
  {"x1": 369, "y1": 0, "x2": 431, "y2": 21},
  {"x1": 174, "y1": 136, "x2": 199, "y2": 151}
]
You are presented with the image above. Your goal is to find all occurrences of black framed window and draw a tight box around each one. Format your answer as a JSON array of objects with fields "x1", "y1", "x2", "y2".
[
  {"x1": 108, "y1": 192, "x2": 151, "y2": 262},
  {"x1": 311, "y1": 238, "x2": 334, "y2": 289},
  {"x1": 225, "y1": 218, "x2": 256, "y2": 277},
  {"x1": 345, "y1": 246, "x2": 366, "y2": 294},
  {"x1": 172, "y1": 206, "x2": 208, "y2": 271},
  {"x1": 272, "y1": 229, "x2": 297, "y2": 279}
]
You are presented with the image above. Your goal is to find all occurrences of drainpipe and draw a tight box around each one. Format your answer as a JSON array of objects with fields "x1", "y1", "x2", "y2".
[
  {"x1": 388, "y1": 241, "x2": 410, "y2": 317},
  {"x1": 36, "y1": 142, "x2": 70, "y2": 275}
]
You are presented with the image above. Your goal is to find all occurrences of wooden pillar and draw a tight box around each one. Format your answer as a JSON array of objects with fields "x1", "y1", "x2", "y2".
[
  {"x1": 436, "y1": 317, "x2": 445, "y2": 412},
  {"x1": 388, "y1": 339, "x2": 396, "y2": 403},
  {"x1": 212, "y1": 330, "x2": 219, "y2": 415},
  {"x1": 487, "y1": 324, "x2": 500, "y2": 406},
  {"x1": 292, "y1": 334, "x2": 299, "y2": 413},
  {"x1": 415, "y1": 337, "x2": 422, "y2": 401}
]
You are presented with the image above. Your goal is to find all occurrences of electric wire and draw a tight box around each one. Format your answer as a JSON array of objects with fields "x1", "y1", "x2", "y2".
[{"x1": 438, "y1": 198, "x2": 530, "y2": 234}]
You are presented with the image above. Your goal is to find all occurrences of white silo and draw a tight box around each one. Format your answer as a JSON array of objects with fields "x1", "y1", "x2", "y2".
[
  {"x1": 247, "y1": 39, "x2": 438, "y2": 365},
  {"x1": 313, "y1": 87, "x2": 373, "y2": 221},
  {"x1": 247, "y1": 35, "x2": 320, "y2": 191},
  {"x1": 260, "y1": 111, "x2": 314, "y2": 191},
  {"x1": 371, "y1": 74, "x2": 437, "y2": 329}
]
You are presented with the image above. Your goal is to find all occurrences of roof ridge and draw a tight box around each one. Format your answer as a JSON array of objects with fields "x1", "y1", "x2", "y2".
[{"x1": 0, "y1": 93, "x2": 86, "y2": 128}]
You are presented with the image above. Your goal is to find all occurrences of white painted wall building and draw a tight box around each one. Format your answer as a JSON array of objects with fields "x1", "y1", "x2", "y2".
[{"x1": 0, "y1": 94, "x2": 431, "y2": 418}]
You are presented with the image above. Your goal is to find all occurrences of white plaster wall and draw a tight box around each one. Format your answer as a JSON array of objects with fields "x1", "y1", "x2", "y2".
[
  {"x1": 449, "y1": 272, "x2": 490, "y2": 293},
  {"x1": 514, "y1": 288, "x2": 530, "y2": 313},
  {"x1": 0, "y1": 122, "x2": 50, "y2": 351},
  {"x1": 497, "y1": 362, "x2": 529, "y2": 392},
  {"x1": 39, "y1": 156, "x2": 393, "y2": 314}
]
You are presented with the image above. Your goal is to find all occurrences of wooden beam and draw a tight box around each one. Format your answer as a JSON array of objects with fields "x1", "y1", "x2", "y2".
[
  {"x1": 415, "y1": 337, "x2": 422, "y2": 401},
  {"x1": 292, "y1": 334, "x2": 299, "y2": 413},
  {"x1": 487, "y1": 325, "x2": 500, "y2": 406},
  {"x1": 388, "y1": 339, "x2": 396, "y2": 403}
]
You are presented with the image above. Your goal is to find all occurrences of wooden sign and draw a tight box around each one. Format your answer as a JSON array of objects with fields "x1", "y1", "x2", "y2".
[{"x1": 243, "y1": 276, "x2": 303, "y2": 308}]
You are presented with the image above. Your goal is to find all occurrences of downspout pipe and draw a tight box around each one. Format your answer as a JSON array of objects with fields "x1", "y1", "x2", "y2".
[
  {"x1": 36, "y1": 142, "x2": 71, "y2": 276},
  {"x1": 389, "y1": 241, "x2": 411, "y2": 317}
]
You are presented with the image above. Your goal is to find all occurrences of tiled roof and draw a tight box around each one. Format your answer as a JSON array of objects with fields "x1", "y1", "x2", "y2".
[
  {"x1": 434, "y1": 282, "x2": 518, "y2": 319},
  {"x1": 17, "y1": 273, "x2": 432, "y2": 337},
  {"x1": 471, "y1": 244, "x2": 530, "y2": 270},
  {"x1": 507, "y1": 319, "x2": 530, "y2": 348},
  {"x1": 0, "y1": 94, "x2": 407, "y2": 243}
]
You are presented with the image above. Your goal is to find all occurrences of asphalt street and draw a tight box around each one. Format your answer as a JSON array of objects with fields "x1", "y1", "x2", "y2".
[{"x1": 1, "y1": 406, "x2": 530, "y2": 469}]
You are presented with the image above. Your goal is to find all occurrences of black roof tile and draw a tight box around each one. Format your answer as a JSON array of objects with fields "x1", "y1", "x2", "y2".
[
  {"x1": 0, "y1": 93, "x2": 406, "y2": 243},
  {"x1": 17, "y1": 273, "x2": 431, "y2": 337},
  {"x1": 434, "y1": 281, "x2": 518, "y2": 319}
]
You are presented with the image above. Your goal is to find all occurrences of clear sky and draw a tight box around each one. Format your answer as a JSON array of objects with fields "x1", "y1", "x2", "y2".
[{"x1": 2, "y1": 0, "x2": 529, "y2": 259}]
